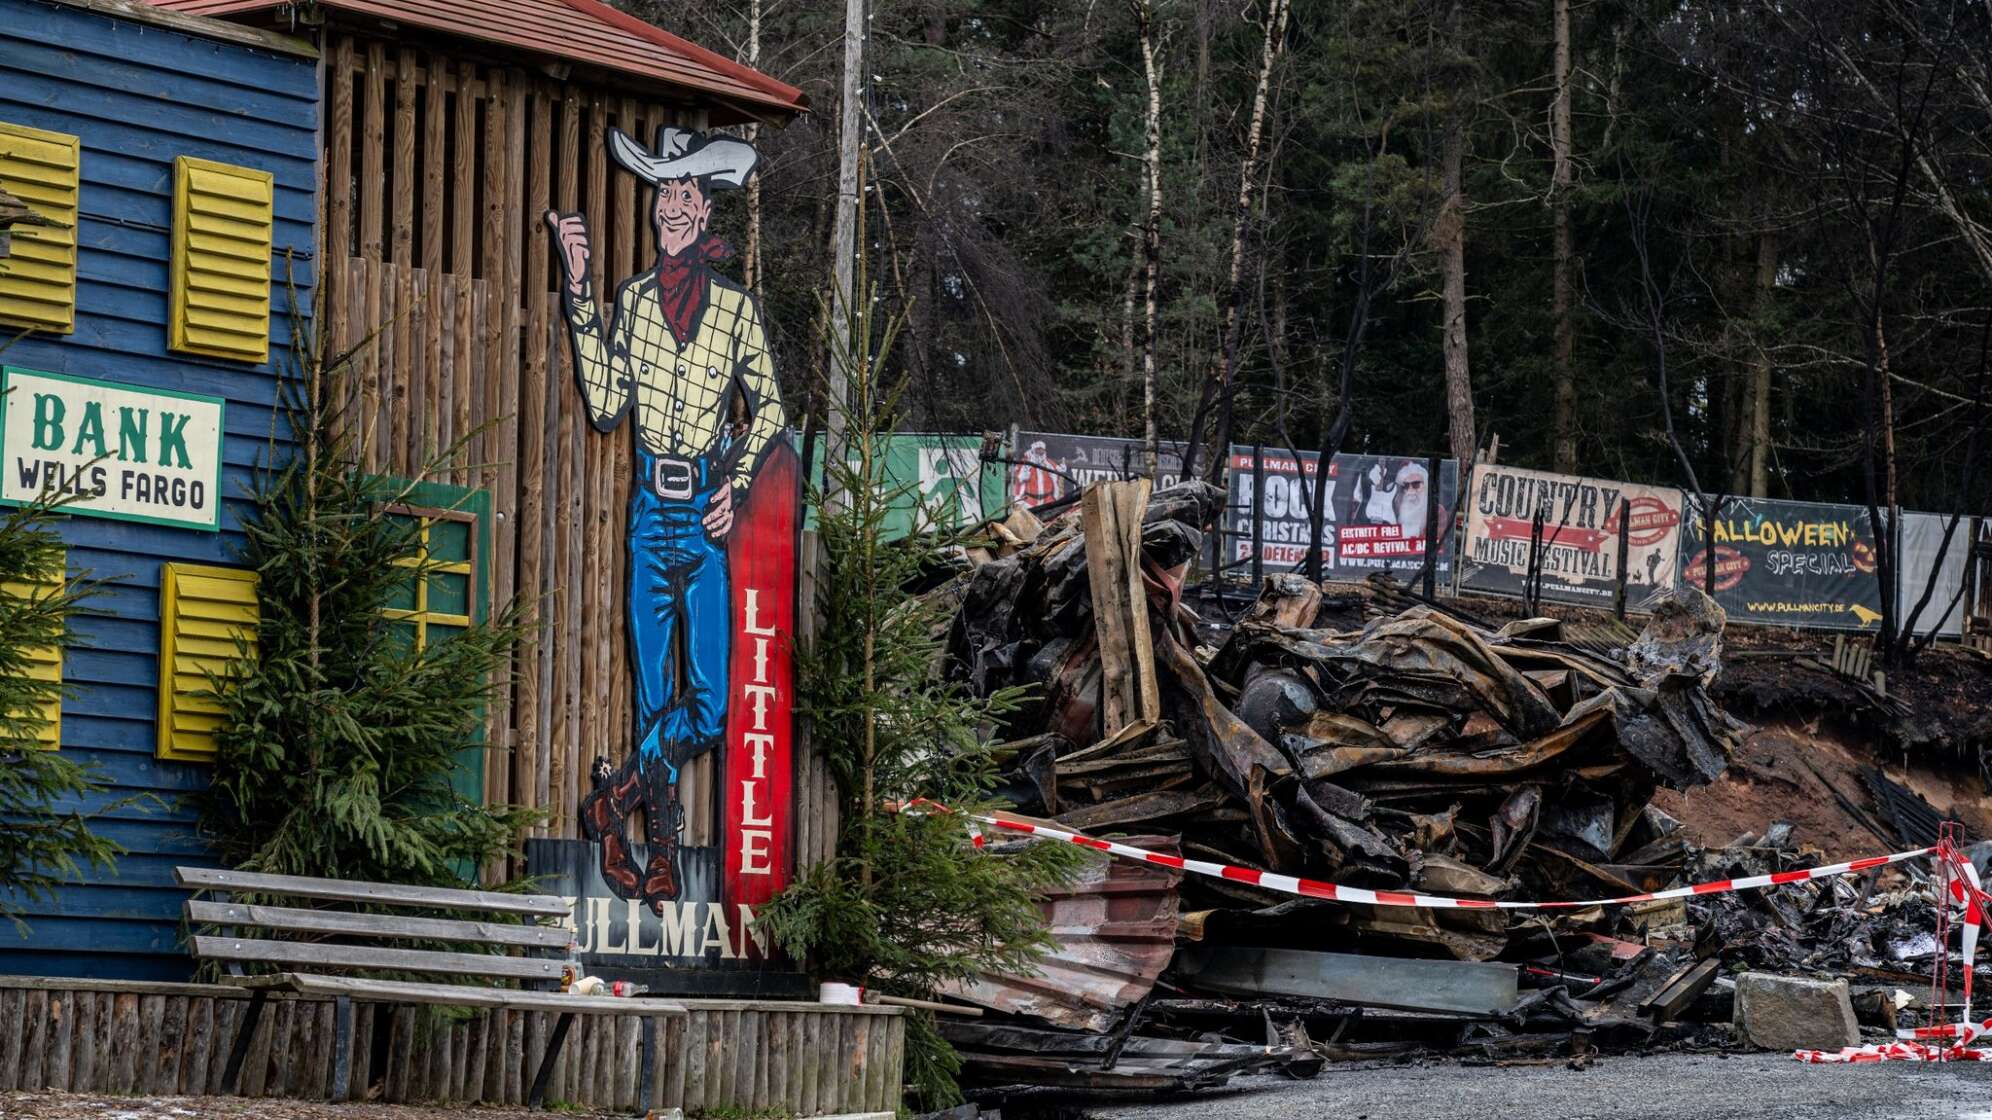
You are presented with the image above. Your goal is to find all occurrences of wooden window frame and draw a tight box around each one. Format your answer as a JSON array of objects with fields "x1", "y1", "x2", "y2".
[{"x1": 380, "y1": 500, "x2": 479, "y2": 649}]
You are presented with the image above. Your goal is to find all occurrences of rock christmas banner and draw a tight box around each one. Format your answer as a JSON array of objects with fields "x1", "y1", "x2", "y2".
[{"x1": 1223, "y1": 446, "x2": 1460, "y2": 580}]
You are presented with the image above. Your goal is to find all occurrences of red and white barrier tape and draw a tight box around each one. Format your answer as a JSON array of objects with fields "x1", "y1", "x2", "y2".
[
  {"x1": 1797, "y1": 838, "x2": 1990, "y2": 1063},
  {"x1": 930, "y1": 802, "x2": 1933, "y2": 910},
  {"x1": 914, "y1": 800, "x2": 1992, "y2": 1064}
]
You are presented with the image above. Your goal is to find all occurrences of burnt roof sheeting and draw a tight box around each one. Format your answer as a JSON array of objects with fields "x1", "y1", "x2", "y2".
[
  {"x1": 1861, "y1": 765, "x2": 1946, "y2": 848},
  {"x1": 941, "y1": 834, "x2": 1181, "y2": 1033},
  {"x1": 147, "y1": 0, "x2": 805, "y2": 117}
]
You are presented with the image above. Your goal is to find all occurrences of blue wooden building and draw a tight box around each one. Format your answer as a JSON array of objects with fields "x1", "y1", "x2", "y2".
[
  {"x1": 0, "y1": 0, "x2": 815, "y2": 986},
  {"x1": 0, "y1": 0, "x2": 320, "y2": 979}
]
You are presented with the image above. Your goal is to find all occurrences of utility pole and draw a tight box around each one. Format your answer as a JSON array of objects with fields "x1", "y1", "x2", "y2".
[
  {"x1": 743, "y1": 0, "x2": 763, "y2": 294},
  {"x1": 826, "y1": 0, "x2": 867, "y2": 508}
]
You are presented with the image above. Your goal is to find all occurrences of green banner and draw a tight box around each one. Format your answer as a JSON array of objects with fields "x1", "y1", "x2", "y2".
[{"x1": 809, "y1": 433, "x2": 1008, "y2": 540}]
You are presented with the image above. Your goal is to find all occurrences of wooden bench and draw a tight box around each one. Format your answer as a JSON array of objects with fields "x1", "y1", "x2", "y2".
[{"x1": 176, "y1": 866, "x2": 686, "y2": 1110}]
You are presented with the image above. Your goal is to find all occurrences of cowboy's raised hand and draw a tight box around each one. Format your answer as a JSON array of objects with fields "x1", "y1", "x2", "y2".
[{"x1": 543, "y1": 210, "x2": 591, "y2": 296}]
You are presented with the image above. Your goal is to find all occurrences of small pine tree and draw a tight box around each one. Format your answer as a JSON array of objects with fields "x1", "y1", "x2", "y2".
[
  {"x1": 0, "y1": 491, "x2": 123, "y2": 930},
  {"x1": 755, "y1": 290, "x2": 1081, "y2": 1108},
  {"x1": 197, "y1": 298, "x2": 541, "y2": 885}
]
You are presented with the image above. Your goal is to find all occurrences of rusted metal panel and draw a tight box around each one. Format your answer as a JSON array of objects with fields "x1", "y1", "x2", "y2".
[{"x1": 942, "y1": 838, "x2": 1180, "y2": 1033}]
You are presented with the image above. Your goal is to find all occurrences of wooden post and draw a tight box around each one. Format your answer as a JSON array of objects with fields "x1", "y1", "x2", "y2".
[
  {"x1": 521, "y1": 1012, "x2": 569, "y2": 1108},
  {"x1": 1250, "y1": 445, "x2": 1265, "y2": 585},
  {"x1": 330, "y1": 996, "x2": 353, "y2": 1103},
  {"x1": 1703, "y1": 497, "x2": 1718, "y2": 594},
  {"x1": 421, "y1": 50, "x2": 446, "y2": 466},
  {"x1": 326, "y1": 35, "x2": 355, "y2": 348},
  {"x1": 1614, "y1": 498, "x2": 1632, "y2": 620},
  {"x1": 359, "y1": 39, "x2": 387, "y2": 470},
  {"x1": 219, "y1": 989, "x2": 267, "y2": 1096},
  {"x1": 518, "y1": 86, "x2": 552, "y2": 822},
  {"x1": 1423, "y1": 452, "x2": 1441, "y2": 600},
  {"x1": 391, "y1": 46, "x2": 418, "y2": 474}
]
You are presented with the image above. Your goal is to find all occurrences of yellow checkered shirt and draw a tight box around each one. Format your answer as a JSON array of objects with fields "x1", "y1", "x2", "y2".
[{"x1": 561, "y1": 269, "x2": 785, "y2": 491}]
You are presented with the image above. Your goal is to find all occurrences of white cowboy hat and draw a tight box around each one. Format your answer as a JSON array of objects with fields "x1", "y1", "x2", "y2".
[{"x1": 608, "y1": 126, "x2": 759, "y2": 190}]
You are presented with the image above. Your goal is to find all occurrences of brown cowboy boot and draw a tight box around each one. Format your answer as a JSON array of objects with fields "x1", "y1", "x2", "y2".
[
  {"x1": 581, "y1": 761, "x2": 644, "y2": 899},
  {"x1": 640, "y1": 762, "x2": 682, "y2": 908}
]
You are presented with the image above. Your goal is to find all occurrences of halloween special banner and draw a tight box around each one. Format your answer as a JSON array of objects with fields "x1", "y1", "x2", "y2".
[
  {"x1": 1223, "y1": 447, "x2": 1460, "y2": 580},
  {"x1": 1678, "y1": 495, "x2": 1884, "y2": 631},
  {"x1": 1460, "y1": 464, "x2": 1682, "y2": 606}
]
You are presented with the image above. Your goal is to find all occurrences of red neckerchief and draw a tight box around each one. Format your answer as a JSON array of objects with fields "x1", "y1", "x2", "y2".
[{"x1": 656, "y1": 235, "x2": 732, "y2": 346}]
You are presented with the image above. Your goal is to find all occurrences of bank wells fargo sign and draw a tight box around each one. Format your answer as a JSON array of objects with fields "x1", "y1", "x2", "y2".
[
  {"x1": 1460, "y1": 464, "x2": 1683, "y2": 607},
  {"x1": 524, "y1": 126, "x2": 800, "y2": 989},
  {"x1": 1, "y1": 367, "x2": 225, "y2": 531}
]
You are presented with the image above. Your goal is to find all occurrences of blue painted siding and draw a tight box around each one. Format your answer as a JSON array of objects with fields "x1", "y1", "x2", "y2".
[{"x1": 0, "y1": 0, "x2": 319, "y2": 980}]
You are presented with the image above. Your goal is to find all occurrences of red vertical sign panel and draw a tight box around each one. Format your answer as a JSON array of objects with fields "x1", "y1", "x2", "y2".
[{"x1": 723, "y1": 439, "x2": 798, "y2": 945}]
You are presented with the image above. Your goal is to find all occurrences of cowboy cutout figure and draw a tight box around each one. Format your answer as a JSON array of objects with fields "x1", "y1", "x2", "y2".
[{"x1": 545, "y1": 127, "x2": 785, "y2": 910}]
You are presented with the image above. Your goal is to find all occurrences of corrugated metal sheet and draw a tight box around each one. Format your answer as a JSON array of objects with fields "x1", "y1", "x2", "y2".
[
  {"x1": 943, "y1": 835, "x2": 1181, "y2": 1033},
  {"x1": 0, "y1": 0, "x2": 318, "y2": 980},
  {"x1": 147, "y1": 0, "x2": 807, "y2": 117}
]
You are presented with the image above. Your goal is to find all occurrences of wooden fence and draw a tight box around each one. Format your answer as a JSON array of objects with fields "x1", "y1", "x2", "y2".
[
  {"x1": 317, "y1": 31, "x2": 839, "y2": 864},
  {"x1": 0, "y1": 978, "x2": 904, "y2": 1114}
]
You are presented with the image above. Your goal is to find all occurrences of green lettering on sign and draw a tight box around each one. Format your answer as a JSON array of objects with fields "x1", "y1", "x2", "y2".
[
  {"x1": 71, "y1": 401, "x2": 108, "y2": 457},
  {"x1": 158, "y1": 411, "x2": 193, "y2": 469},
  {"x1": 32, "y1": 393, "x2": 64, "y2": 450},
  {"x1": 118, "y1": 406, "x2": 149, "y2": 465}
]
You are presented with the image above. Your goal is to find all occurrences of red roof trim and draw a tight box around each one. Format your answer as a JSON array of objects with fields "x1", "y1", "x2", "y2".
[
  {"x1": 142, "y1": 0, "x2": 806, "y2": 115},
  {"x1": 552, "y1": 0, "x2": 804, "y2": 108}
]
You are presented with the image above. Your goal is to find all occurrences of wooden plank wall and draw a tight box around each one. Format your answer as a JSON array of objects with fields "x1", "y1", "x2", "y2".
[
  {"x1": 0, "y1": 979, "x2": 905, "y2": 1114},
  {"x1": 319, "y1": 32, "x2": 836, "y2": 863}
]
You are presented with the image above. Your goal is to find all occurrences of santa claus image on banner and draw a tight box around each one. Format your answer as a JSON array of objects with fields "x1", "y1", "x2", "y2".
[
  {"x1": 1352, "y1": 459, "x2": 1435, "y2": 536},
  {"x1": 1009, "y1": 439, "x2": 1066, "y2": 508}
]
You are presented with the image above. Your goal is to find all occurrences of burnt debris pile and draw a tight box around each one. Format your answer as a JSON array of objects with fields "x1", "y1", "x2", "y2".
[{"x1": 921, "y1": 480, "x2": 1958, "y2": 1094}]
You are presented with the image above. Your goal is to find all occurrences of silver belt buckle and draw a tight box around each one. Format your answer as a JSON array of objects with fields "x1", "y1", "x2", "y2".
[{"x1": 653, "y1": 457, "x2": 695, "y2": 500}]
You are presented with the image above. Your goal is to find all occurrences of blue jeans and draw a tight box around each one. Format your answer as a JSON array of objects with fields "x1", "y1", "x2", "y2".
[{"x1": 628, "y1": 451, "x2": 730, "y2": 778}]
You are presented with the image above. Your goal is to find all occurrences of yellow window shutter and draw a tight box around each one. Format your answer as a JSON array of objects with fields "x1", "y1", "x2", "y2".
[
  {"x1": 170, "y1": 156, "x2": 273, "y2": 363},
  {"x1": 158, "y1": 563, "x2": 259, "y2": 763},
  {"x1": 2, "y1": 550, "x2": 65, "y2": 750},
  {"x1": 0, "y1": 122, "x2": 80, "y2": 334}
]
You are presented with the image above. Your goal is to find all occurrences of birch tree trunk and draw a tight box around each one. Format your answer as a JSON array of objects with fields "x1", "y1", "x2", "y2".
[
  {"x1": 1209, "y1": 0, "x2": 1290, "y2": 471},
  {"x1": 1121, "y1": 238, "x2": 1140, "y2": 414},
  {"x1": 1878, "y1": 315, "x2": 1898, "y2": 517},
  {"x1": 1749, "y1": 229, "x2": 1775, "y2": 496},
  {"x1": 1134, "y1": 0, "x2": 1164, "y2": 478},
  {"x1": 1550, "y1": 0, "x2": 1577, "y2": 472}
]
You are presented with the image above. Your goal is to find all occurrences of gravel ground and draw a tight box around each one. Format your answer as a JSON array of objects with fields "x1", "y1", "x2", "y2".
[
  {"x1": 0, "y1": 1093, "x2": 620, "y2": 1119},
  {"x1": 1093, "y1": 1053, "x2": 1992, "y2": 1120}
]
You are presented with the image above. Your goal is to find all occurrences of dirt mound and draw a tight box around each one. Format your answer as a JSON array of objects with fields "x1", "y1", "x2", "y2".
[{"x1": 1653, "y1": 715, "x2": 1992, "y2": 854}]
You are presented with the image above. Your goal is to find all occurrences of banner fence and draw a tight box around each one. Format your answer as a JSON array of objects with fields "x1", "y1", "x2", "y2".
[{"x1": 828, "y1": 428, "x2": 1984, "y2": 640}]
